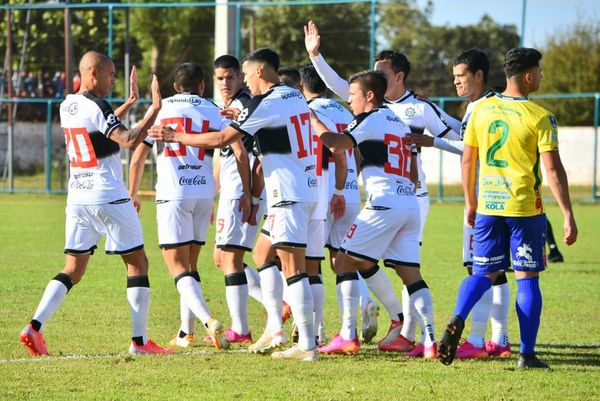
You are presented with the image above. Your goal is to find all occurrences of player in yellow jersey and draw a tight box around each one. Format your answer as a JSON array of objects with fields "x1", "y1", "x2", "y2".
[{"x1": 438, "y1": 48, "x2": 578, "y2": 369}]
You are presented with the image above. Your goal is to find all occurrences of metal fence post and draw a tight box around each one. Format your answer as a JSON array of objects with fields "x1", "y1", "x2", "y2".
[
  {"x1": 437, "y1": 98, "x2": 445, "y2": 203},
  {"x1": 235, "y1": 4, "x2": 241, "y2": 60},
  {"x1": 369, "y1": 0, "x2": 377, "y2": 68},
  {"x1": 45, "y1": 101, "x2": 53, "y2": 193},
  {"x1": 593, "y1": 93, "x2": 599, "y2": 202}
]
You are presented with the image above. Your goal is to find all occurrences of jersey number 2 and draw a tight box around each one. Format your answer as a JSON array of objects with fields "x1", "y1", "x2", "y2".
[{"x1": 486, "y1": 120, "x2": 509, "y2": 168}]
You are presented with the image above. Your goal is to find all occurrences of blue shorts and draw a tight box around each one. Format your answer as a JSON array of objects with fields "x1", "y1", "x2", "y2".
[{"x1": 472, "y1": 213, "x2": 547, "y2": 274}]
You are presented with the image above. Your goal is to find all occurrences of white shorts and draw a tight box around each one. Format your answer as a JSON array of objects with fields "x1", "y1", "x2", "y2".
[
  {"x1": 306, "y1": 219, "x2": 325, "y2": 260},
  {"x1": 64, "y1": 200, "x2": 143, "y2": 255},
  {"x1": 417, "y1": 194, "x2": 430, "y2": 244},
  {"x1": 215, "y1": 197, "x2": 264, "y2": 251},
  {"x1": 326, "y1": 202, "x2": 361, "y2": 251},
  {"x1": 156, "y1": 198, "x2": 213, "y2": 248},
  {"x1": 265, "y1": 202, "x2": 316, "y2": 248},
  {"x1": 340, "y1": 206, "x2": 421, "y2": 267}
]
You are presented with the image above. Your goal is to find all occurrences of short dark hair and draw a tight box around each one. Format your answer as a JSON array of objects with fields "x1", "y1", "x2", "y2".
[
  {"x1": 504, "y1": 47, "x2": 542, "y2": 78},
  {"x1": 299, "y1": 64, "x2": 327, "y2": 94},
  {"x1": 349, "y1": 70, "x2": 387, "y2": 105},
  {"x1": 174, "y1": 63, "x2": 204, "y2": 92},
  {"x1": 213, "y1": 55, "x2": 240, "y2": 73},
  {"x1": 277, "y1": 67, "x2": 301, "y2": 89},
  {"x1": 454, "y1": 48, "x2": 490, "y2": 83},
  {"x1": 374, "y1": 50, "x2": 411, "y2": 80},
  {"x1": 243, "y1": 48, "x2": 280, "y2": 71}
]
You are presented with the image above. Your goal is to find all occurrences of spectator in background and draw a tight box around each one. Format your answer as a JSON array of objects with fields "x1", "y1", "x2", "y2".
[
  {"x1": 52, "y1": 72, "x2": 65, "y2": 98},
  {"x1": 23, "y1": 72, "x2": 38, "y2": 97}
]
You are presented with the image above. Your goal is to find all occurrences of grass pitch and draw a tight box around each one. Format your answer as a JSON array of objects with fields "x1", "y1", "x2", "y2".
[{"x1": 0, "y1": 194, "x2": 598, "y2": 400}]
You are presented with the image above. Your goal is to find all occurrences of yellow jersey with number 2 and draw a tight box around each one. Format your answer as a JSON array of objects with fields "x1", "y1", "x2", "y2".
[{"x1": 463, "y1": 93, "x2": 559, "y2": 217}]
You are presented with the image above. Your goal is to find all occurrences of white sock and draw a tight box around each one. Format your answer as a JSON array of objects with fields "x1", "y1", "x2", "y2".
[
  {"x1": 409, "y1": 284, "x2": 435, "y2": 346},
  {"x1": 179, "y1": 296, "x2": 195, "y2": 335},
  {"x1": 280, "y1": 269, "x2": 289, "y2": 305},
  {"x1": 361, "y1": 265, "x2": 403, "y2": 321},
  {"x1": 491, "y1": 282, "x2": 510, "y2": 346},
  {"x1": 32, "y1": 276, "x2": 71, "y2": 332},
  {"x1": 225, "y1": 272, "x2": 249, "y2": 335},
  {"x1": 286, "y1": 275, "x2": 315, "y2": 350},
  {"x1": 127, "y1": 276, "x2": 150, "y2": 343},
  {"x1": 309, "y1": 276, "x2": 325, "y2": 339},
  {"x1": 357, "y1": 274, "x2": 372, "y2": 309},
  {"x1": 400, "y1": 285, "x2": 418, "y2": 342},
  {"x1": 338, "y1": 274, "x2": 359, "y2": 340},
  {"x1": 244, "y1": 265, "x2": 264, "y2": 306},
  {"x1": 468, "y1": 287, "x2": 492, "y2": 348},
  {"x1": 176, "y1": 275, "x2": 211, "y2": 325},
  {"x1": 258, "y1": 263, "x2": 283, "y2": 333},
  {"x1": 336, "y1": 284, "x2": 343, "y2": 313}
]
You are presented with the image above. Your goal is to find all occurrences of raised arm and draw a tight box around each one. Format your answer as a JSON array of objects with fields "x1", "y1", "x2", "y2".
[
  {"x1": 110, "y1": 74, "x2": 161, "y2": 150},
  {"x1": 148, "y1": 124, "x2": 243, "y2": 149},
  {"x1": 304, "y1": 20, "x2": 350, "y2": 100},
  {"x1": 114, "y1": 66, "x2": 139, "y2": 120},
  {"x1": 330, "y1": 151, "x2": 347, "y2": 219},
  {"x1": 541, "y1": 150, "x2": 577, "y2": 245},
  {"x1": 311, "y1": 111, "x2": 354, "y2": 153}
]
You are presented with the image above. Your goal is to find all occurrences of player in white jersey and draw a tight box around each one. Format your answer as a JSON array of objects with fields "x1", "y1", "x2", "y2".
[
  {"x1": 297, "y1": 64, "x2": 348, "y2": 345},
  {"x1": 210, "y1": 55, "x2": 266, "y2": 344},
  {"x1": 299, "y1": 64, "x2": 381, "y2": 343},
  {"x1": 129, "y1": 63, "x2": 247, "y2": 351},
  {"x1": 19, "y1": 51, "x2": 172, "y2": 356},
  {"x1": 409, "y1": 49, "x2": 513, "y2": 359},
  {"x1": 305, "y1": 20, "x2": 458, "y2": 353},
  {"x1": 150, "y1": 48, "x2": 319, "y2": 361},
  {"x1": 311, "y1": 70, "x2": 437, "y2": 357}
]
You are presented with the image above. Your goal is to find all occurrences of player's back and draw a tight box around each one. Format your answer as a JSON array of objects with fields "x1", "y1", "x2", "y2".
[
  {"x1": 60, "y1": 92, "x2": 128, "y2": 205},
  {"x1": 145, "y1": 93, "x2": 228, "y2": 200},
  {"x1": 465, "y1": 94, "x2": 558, "y2": 216},
  {"x1": 346, "y1": 106, "x2": 417, "y2": 209},
  {"x1": 233, "y1": 83, "x2": 317, "y2": 208}
]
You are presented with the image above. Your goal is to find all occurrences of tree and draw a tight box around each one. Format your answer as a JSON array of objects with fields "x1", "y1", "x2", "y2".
[{"x1": 537, "y1": 20, "x2": 600, "y2": 125}]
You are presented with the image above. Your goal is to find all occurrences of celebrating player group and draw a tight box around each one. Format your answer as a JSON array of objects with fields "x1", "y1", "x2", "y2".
[{"x1": 19, "y1": 20, "x2": 577, "y2": 368}]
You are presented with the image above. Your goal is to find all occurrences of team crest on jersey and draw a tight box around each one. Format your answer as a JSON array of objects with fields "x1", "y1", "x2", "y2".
[
  {"x1": 68, "y1": 102, "x2": 78, "y2": 115},
  {"x1": 549, "y1": 115, "x2": 558, "y2": 128},
  {"x1": 404, "y1": 107, "x2": 416, "y2": 118},
  {"x1": 236, "y1": 108, "x2": 249, "y2": 124}
]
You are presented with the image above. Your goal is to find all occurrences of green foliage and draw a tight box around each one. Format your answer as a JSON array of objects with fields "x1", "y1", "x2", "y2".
[
  {"x1": 0, "y1": 195, "x2": 599, "y2": 400},
  {"x1": 537, "y1": 20, "x2": 600, "y2": 125}
]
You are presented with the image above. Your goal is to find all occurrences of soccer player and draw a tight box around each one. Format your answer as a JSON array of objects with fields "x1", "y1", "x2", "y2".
[
  {"x1": 149, "y1": 48, "x2": 319, "y2": 361},
  {"x1": 297, "y1": 64, "x2": 348, "y2": 345},
  {"x1": 277, "y1": 67, "x2": 301, "y2": 89},
  {"x1": 438, "y1": 48, "x2": 578, "y2": 369},
  {"x1": 305, "y1": 20, "x2": 455, "y2": 354},
  {"x1": 19, "y1": 51, "x2": 172, "y2": 356},
  {"x1": 129, "y1": 63, "x2": 246, "y2": 350},
  {"x1": 409, "y1": 49, "x2": 512, "y2": 359},
  {"x1": 311, "y1": 70, "x2": 434, "y2": 357},
  {"x1": 211, "y1": 55, "x2": 266, "y2": 344}
]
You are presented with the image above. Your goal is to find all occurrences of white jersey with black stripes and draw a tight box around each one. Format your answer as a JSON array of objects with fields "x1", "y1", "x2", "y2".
[
  {"x1": 344, "y1": 106, "x2": 417, "y2": 209},
  {"x1": 229, "y1": 83, "x2": 318, "y2": 209},
  {"x1": 143, "y1": 93, "x2": 229, "y2": 201},
  {"x1": 60, "y1": 92, "x2": 129, "y2": 205}
]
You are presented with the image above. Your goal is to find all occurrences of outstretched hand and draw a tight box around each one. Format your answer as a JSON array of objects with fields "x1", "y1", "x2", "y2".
[
  {"x1": 127, "y1": 66, "x2": 139, "y2": 105},
  {"x1": 304, "y1": 20, "x2": 321, "y2": 58},
  {"x1": 151, "y1": 74, "x2": 161, "y2": 111}
]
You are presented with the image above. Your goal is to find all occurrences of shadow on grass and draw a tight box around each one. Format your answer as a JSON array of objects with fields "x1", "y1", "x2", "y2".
[{"x1": 536, "y1": 343, "x2": 600, "y2": 367}]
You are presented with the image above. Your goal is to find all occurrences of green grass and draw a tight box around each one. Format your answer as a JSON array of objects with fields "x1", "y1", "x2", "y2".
[{"x1": 0, "y1": 194, "x2": 599, "y2": 400}]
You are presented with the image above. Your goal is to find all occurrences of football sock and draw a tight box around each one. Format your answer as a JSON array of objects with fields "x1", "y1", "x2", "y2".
[
  {"x1": 178, "y1": 271, "x2": 200, "y2": 336},
  {"x1": 225, "y1": 272, "x2": 249, "y2": 335},
  {"x1": 357, "y1": 274, "x2": 372, "y2": 309},
  {"x1": 516, "y1": 277, "x2": 542, "y2": 354},
  {"x1": 491, "y1": 273, "x2": 510, "y2": 346},
  {"x1": 127, "y1": 275, "x2": 150, "y2": 345},
  {"x1": 244, "y1": 264, "x2": 264, "y2": 305},
  {"x1": 336, "y1": 282, "x2": 343, "y2": 313},
  {"x1": 309, "y1": 276, "x2": 325, "y2": 339},
  {"x1": 31, "y1": 273, "x2": 73, "y2": 332},
  {"x1": 175, "y1": 272, "x2": 211, "y2": 326},
  {"x1": 279, "y1": 269, "x2": 290, "y2": 305},
  {"x1": 400, "y1": 285, "x2": 418, "y2": 342},
  {"x1": 257, "y1": 263, "x2": 283, "y2": 333},
  {"x1": 360, "y1": 264, "x2": 403, "y2": 322},
  {"x1": 337, "y1": 272, "x2": 359, "y2": 340},
  {"x1": 453, "y1": 274, "x2": 493, "y2": 320},
  {"x1": 286, "y1": 274, "x2": 316, "y2": 350},
  {"x1": 467, "y1": 287, "x2": 492, "y2": 348},
  {"x1": 407, "y1": 281, "x2": 436, "y2": 346}
]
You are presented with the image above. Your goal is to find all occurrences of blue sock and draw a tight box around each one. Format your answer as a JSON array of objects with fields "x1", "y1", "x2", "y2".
[
  {"x1": 453, "y1": 274, "x2": 493, "y2": 320},
  {"x1": 516, "y1": 277, "x2": 542, "y2": 354}
]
